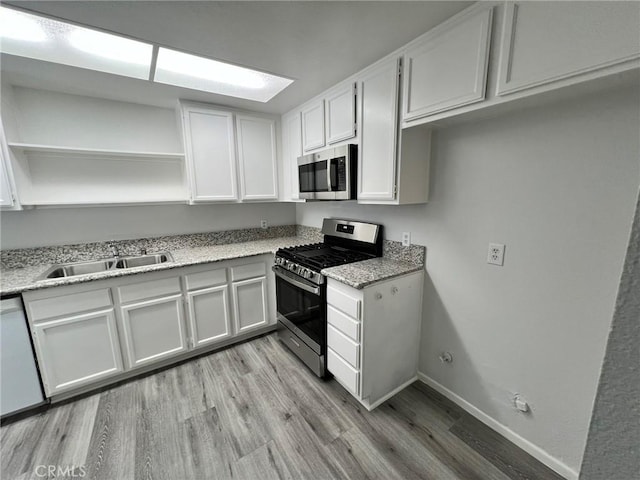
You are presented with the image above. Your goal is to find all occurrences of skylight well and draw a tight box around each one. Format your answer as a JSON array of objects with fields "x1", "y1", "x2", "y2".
[{"x1": 0, "y1": 6, "x2": 293, "y2": 102}]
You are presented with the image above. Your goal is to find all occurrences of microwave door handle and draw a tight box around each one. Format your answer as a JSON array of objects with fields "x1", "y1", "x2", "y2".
[{"x1": 327, "y1": 161, "x2": 333, "y2": 192}]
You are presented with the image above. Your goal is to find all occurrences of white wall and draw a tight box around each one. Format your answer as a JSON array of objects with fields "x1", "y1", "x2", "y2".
[
  {"x1": 296, "y1": 86, "x2": 640, "y2": 477},
  {"x1": 0, "y1": 203, "x2": 296, "y2": 249}
]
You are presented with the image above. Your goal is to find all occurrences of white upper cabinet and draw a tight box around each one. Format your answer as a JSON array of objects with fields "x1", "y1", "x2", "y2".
[
  {"x1": 497, "y1": 2, "x2": 640, "y2": 96},
  {"x1": 182, "y1": 105, "x2": 238, "y2": 202},
  {"x1": 181, "y1": 102, "x2": 279, "y2": 203},
  {"x1": 281, "y1": 111, "x2": 302, "y2": 200},
  {"x1": 301, "y1": 82, "x2": 357, "y2": 153},
  {"x1": 358, "y1": 58, "x2": 400, "y2": 202},
  {"x1": 402, "y1": 7, "x2": 493, "y2": 121},
  {"x1": 301, "y1": 100, "x2": 325, "y2": 152},
  {"x1": 325, "y1": 83, "x2": 357, "y2": 145},
  {"x1": 235, "y1": 115, "x2": 278, "y2": 201}
]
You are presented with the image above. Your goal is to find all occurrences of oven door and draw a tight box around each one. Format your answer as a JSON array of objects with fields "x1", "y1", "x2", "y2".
[{"x1": 273, "y1": 266, "x2": 325, "y2": 354}]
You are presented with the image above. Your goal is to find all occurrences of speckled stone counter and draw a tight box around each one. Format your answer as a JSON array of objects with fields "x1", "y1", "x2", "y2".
[
  {"x1": 1, "y1": 223, "x2": 427, "y2": 295},
  {"x1": 0, "y1": 237, "x2": 309, "y2": 296},
  {"x1": 322, "y1": 257, "x2": 424, "y2": 289}
]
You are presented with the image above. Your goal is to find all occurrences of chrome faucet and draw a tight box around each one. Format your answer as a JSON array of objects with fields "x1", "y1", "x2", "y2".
[{"x1": 108, "y1": 242, "x2": 120, "y2": 259}]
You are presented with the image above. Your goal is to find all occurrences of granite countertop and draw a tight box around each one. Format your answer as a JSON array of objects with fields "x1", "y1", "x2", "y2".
[
  {"x1": 1, "y1": 227, "x2": 426, "y2": 295},
  {"x1": 322, "y1": 257, "x2": 424, "y2": 290},
  {"x1": 0, "y1": 236, "x2": 309, "y2": 296}
]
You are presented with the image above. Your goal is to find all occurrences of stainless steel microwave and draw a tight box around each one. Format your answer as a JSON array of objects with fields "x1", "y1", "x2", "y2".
[{"x1": 297, "y1": 144, "x2": 357, "y2": 200}]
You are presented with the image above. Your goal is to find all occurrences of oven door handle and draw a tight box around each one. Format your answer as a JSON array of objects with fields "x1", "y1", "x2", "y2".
[{"x1": 272, "y1": 266, "x2": 321, "y2": 296}]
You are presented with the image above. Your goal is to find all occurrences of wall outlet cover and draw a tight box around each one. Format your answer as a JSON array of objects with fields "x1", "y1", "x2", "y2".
[
  {"x1": 402, "y1": 232, "x2": 411, "y2": 247},
  {"x1": 260, "y1": 220, "x2": 268, "y2": 229},
  {"x1": 487, "y1": 243, "x2": 505, "y2": 266}
]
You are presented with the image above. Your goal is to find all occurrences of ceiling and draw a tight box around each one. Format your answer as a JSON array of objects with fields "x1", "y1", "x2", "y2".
[{"x1": 1, "y1": 1, "x2": 471, "y2": 114}]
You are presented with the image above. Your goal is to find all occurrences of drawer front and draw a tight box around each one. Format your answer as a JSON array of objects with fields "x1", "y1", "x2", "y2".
[
  {"x1": 327, "y1": 305, "x2": 360, "y2": 342},
  {"x1": 327, "y1": 324, "x2": 360, "y2": 369},
  {"x1": 28, "y1": 289, "x2": 112, "y2": 322},
  {"x1": 328, "y1": 347, "x2": 359, "y2": 396},
  {"x1": 117, "y1": 277, "x2": 181, "y2": 304},
  {"x1": 184, "y1": 268, "x2": 227, "y2": 291},
  {"x1": 231, "y1": 261, "x2": 266, "y2": 282},
  {"x1": 327, "y1": 285, "x2": 361, "y2": 319}
]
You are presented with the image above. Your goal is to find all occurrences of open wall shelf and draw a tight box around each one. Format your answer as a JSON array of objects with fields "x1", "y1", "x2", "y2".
[
  {"x1": 8, "y1": 143, "x2": 184, "y2": 161},
  {"x1": 3, "y1": 87, "x2": 188, "y2": 206}
]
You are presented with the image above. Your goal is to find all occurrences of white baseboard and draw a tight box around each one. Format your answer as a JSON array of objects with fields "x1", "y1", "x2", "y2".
[
  {"x1": 417, "y1": 372, "x2": 578, "y2": 480},
  {"x1": 364, "y1": 375, "x2": 418, "y2": 411}
]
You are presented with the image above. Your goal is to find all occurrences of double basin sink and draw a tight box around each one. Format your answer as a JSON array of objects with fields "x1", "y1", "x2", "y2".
[{"x1": 39, "y1": 253, "x2": 173, "y2": 280}]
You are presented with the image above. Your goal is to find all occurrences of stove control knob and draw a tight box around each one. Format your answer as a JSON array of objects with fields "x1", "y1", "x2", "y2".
[{"x1": 303, "y1": 270, "x2": 313, "y2": 280}]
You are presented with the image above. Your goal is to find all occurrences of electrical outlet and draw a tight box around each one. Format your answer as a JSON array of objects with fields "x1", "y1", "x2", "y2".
[
  {"x1": 260, "y1": 220, "x2": 268, "y2": 230},
  {"x1": 402, "y1": 232, "x2": 411, "y2": 246},
  {"x1": 487, "y1": 243, "x2": 505, "y2": 266}
]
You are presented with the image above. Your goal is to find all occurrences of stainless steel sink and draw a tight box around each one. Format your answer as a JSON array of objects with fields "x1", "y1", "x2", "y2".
[
  {"x1": 38, "y1": 253, "x2": 173, "y2": 280},
  {"x1": 115, "y1": 253, "x2": 172, "y2": 269}
]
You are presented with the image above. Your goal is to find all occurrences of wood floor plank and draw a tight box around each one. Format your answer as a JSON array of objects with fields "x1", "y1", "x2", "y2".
[
  {"x1": 84, "y1": 382, "x2": 137, "y2": 480},
  {"x1": 1, "y1": 333, "x2": 566, "y2": 480},
  {"x1": 233, "y1": 440, "x2": 294, "y2": 480},
  {"x1": 450, "y1": 415, "x2": 565, "y2": 480},
  {"x1": 1, "y1": 394, "x2": 99, "y2": 479},
  {"x1": 181, "y1": 406, "x2": 237, "y2": 479}
]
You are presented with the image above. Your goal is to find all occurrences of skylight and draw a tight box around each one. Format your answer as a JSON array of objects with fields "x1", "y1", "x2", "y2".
[
  {"x1": 0, "y1": 7, "x2": 153, "y2": 79},
  {"x1": 154, "y1": 48, "x2": 293, "y2": 102},
  {"x1": 0, "y1": 6, "x2": 294, "y2": 102}
]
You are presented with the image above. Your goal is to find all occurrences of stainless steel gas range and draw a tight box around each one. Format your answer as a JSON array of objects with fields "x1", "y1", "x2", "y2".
[{"x1": 273, "y1": 218, "x2": 383, "y2": 377}]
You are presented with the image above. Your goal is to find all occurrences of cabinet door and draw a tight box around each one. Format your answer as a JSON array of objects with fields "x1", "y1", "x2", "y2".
[
  {"x1": 282, "y1": 111, "x2": 302, "y2": 200},
  {"x1": 403, "y1": 8, "x2": 492, "y2": 121},
  {"x1": 0, "y1": 123, "x2": 15, "y2": 207},
  {"x1": 358, "y1": 58, "x2": 400, "y2": 201},
  {"x1": 182, "y1": 106, "x2": 238, "y2": 202},
  {"x1": 33, "y1": 309, "x2": 123, "y2": 396},
  {"x1": 232, "y1": 276, "x2": 268, "y2": 333},
  {"x1": 187, "y1": 285, "x2": 232, "y2": 348},
  {"x1": 301, "y1": 101, "x2": 325, "y2": 152},
  {"x1": 236, "y1": 115, "x2": 278, "y2": 200},
  {"x1": 120, "y1": 294, "x2": 188, "y2": 369},
  {"x1": 326, "y1": 83, "x2": 356, "y2": 144},
  {"x1": 497, "y1": 2, "x2": 640, "y2": 96}
]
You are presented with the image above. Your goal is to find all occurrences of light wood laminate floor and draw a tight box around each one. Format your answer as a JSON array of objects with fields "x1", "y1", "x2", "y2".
[{"x1": 1, "y1": 334, "x2": 564, "y2": 480}]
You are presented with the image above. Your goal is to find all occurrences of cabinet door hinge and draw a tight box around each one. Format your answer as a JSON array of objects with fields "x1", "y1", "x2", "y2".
[
  {"x1": 398, "y1": 57, "x2": 403, "y2": 76},
  {"x1": 393, "y1": 185, "x2": 398, "y2": 196}
]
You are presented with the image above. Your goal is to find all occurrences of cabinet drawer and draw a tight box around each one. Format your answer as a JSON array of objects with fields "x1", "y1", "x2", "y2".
[
  {"x1": 327, "y1": 305, "x2": 360, "y2": 342},
  {"x1": 184, "y1": 268, "x2": 227, "y2": 291},
  {"x1": 117, "y1": 277, "x2": 181, "y2": 304},
  {"x1": 231, "y1": 262, "x2": 266, "y2": 282},
  {"x1": 327, "y1": 324, "x2": 360, "y2": 369},
  {"x1": 328, "y1": 348, "x2": 359, "y2": 396},
  {"x1": 327, "y1": 285, "x2": 361, "y2": 319},
  {"x1": 28, "y1": 289, "x2": 112, "y2": 322}
]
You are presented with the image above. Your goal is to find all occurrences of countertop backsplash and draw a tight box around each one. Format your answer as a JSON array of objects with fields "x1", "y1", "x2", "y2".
[
  {"x1": 1, "y1": 225, "x2": 297, "y2": 269},
  {"x1": 1, "y1": 224, "x2": 425, "y2": 270}
]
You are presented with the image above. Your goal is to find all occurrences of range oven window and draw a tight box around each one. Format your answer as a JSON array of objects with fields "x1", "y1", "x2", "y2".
[{"x1": 275, "y1": 274, "x2": 325, "y2": 349}]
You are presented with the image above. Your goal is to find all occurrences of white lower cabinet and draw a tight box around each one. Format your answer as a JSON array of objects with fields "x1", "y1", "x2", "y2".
[
  {"x1": 23, "y1": 255, "x2": 275, "y2": 398},
  {"x1": 326, "y1": 270, "x2": 424, "y2": 410},
  {"x1": 119, "y1": 294, "x2": 188, "y2": 369},
  {"x1": 230, "y1": 261, "x2": 269, "y2": 333},
  {"x1": 31, "y1": 307, "x2": 123, "y2": 396},
  {"x1": 187, "y1": 285, "x2": 232, "y2": 347}
]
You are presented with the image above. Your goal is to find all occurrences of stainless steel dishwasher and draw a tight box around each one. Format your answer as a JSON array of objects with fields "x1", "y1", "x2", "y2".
[{"x1": 1, "y1": 297, "x2": 46, "y2": 417}]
